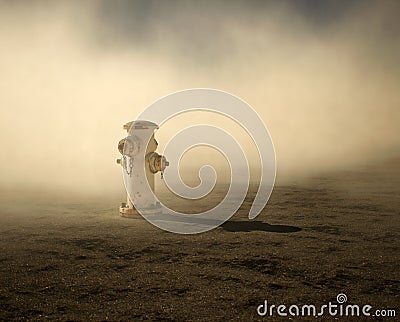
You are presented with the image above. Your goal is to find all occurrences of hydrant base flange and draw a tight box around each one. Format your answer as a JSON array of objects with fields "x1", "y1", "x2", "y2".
[
  {"x1": 119, "y1": 204, "x2": 141, "y2": 218},
  {"x1": 119, "y1": 203, "x2": 163, "y2": 218}
]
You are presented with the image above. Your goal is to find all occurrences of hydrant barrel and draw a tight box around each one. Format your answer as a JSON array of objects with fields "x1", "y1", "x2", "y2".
[{"x1": 117, "y1": 120, "x2": 169, "y2": 217}]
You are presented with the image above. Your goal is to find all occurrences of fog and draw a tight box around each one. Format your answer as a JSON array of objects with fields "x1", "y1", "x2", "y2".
[{"x1": 0, "y1": 0, "x2": 399, "y2": 198}]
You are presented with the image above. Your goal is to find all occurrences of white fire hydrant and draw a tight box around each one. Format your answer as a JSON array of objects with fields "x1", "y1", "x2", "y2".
[{"x1": 117, "y1": 120, "x2": 168, "y2": 217}]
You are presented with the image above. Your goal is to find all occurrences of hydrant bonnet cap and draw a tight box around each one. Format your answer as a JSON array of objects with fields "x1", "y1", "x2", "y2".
[{"x1": 123, "y1": 120, "x2": 159, "y2": 131}]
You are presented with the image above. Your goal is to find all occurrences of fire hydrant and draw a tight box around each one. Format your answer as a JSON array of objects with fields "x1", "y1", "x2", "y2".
[{"x1": 117, "y1": 120, "x2": 169, "y2": 217}]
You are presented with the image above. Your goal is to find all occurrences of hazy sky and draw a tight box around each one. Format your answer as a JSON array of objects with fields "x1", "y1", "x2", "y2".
[{"x1": 0, "y1": 0, "x2": 399, "y2": 197}]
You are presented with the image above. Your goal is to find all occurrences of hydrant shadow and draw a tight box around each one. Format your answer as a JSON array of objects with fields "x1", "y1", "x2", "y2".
[
  {"x1": 144, "y1": 214, "x2": 301, "y2": 234},
  {"x1": 221, "y1": 221, "x2": 302, "y2": 233}
]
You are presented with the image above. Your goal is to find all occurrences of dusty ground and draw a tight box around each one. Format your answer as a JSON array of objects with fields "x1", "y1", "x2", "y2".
[{"x1": 0, "y1": 163, "x2": 399, "y2": 321}]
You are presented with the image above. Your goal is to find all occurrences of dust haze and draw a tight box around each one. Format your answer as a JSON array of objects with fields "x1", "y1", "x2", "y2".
[{"x1": 0, "y1": 0, "x2": 399, "y2": 198}]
